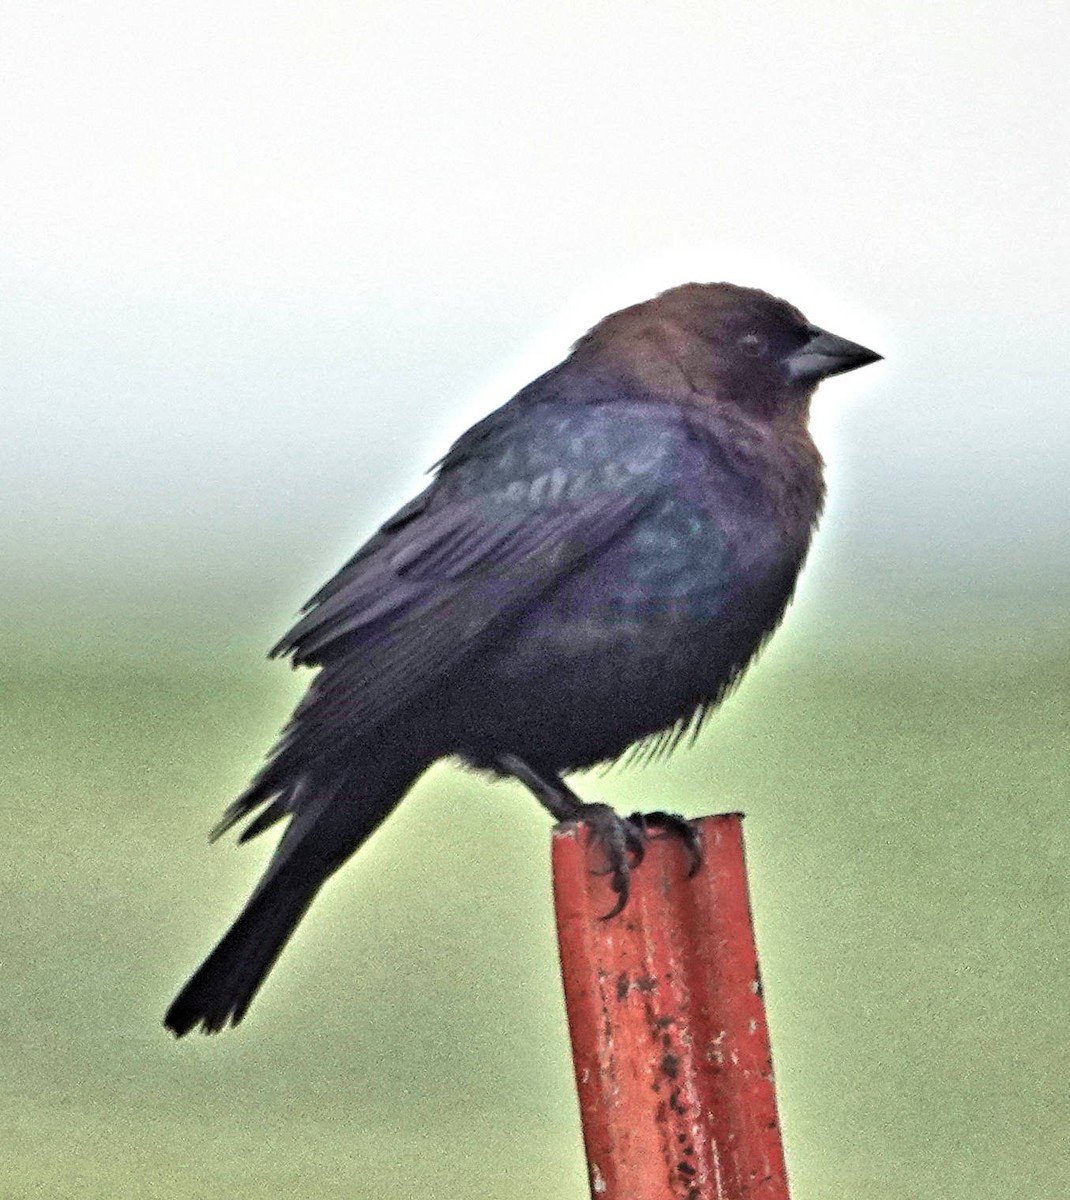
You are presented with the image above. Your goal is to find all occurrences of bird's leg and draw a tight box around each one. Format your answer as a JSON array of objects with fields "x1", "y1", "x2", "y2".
[
  {"x1": 497, "y1": 754, "x2": 646, "y2": 918},
  {"x1": 497, "y1": 753, "x2": 587, "y2": 822}
]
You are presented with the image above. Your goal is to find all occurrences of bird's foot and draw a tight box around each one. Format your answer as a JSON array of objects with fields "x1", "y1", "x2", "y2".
[
  {"x1": 628, "y1": 810, "x2": 703, "y2": 878},
  {"x1": 571, "y1": 802, "x2": 649, "y2": 919},
  {"x1": 496, "y1": 754, "x2": 701, "y2": 918}
]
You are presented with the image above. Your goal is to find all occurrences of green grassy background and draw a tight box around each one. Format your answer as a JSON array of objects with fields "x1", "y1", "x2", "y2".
[{"x1": 3, "y1": 603, "x2": 1067, "y2": 1199}]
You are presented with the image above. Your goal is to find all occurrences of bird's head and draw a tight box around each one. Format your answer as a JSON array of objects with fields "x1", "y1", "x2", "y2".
[{"x1": 572, "y1": 282, "x2": 882, "y2": 422}]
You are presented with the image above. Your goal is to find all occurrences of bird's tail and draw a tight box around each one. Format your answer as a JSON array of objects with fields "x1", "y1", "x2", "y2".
[
  {"x1": 164, "y1": 753, "x2": 425, "y2": 1037},
  {"x1": 164, "y1": 860, "x2": 327, "y2": 1036}
]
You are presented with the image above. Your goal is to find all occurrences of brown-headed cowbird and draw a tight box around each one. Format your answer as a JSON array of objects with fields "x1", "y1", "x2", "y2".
[{"x1": 164, "y1": 282, "x2": 881, "y2": 1036}]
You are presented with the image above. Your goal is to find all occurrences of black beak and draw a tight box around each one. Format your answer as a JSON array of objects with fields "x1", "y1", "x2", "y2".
[{"x1": 786, "y1": 325, "x2": 883, "y2": 383}]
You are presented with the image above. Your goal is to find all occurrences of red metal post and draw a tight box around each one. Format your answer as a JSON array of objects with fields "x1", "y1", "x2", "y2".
[{"x1": 552, "y1": 814, "x2": 790, "y2": 1200}]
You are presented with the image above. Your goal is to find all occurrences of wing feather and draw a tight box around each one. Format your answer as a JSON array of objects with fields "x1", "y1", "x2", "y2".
[{"x1": 270, "y1": 482, "x2": 655, "y2": 736}]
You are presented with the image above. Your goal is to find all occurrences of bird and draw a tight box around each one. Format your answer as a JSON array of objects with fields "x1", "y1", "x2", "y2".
[{"x1": 164, "y1": 281, "x2": 881, "y2": 1036}]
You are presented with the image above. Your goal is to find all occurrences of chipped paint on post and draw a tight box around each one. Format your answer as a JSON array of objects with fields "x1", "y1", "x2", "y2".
[{"x1": 553, "y1": 814, "x2": 791, "y2": 1200}]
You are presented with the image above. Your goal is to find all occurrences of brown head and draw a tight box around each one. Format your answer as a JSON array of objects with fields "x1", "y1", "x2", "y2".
[{"x1": 571, "y1": 282, "x2": 881, "y2": 422}]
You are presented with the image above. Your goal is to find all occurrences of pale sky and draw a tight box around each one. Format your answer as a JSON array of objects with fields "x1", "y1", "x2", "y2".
[{"x1": 3, "y1": 0, "x2": 1068, "y2": 630}]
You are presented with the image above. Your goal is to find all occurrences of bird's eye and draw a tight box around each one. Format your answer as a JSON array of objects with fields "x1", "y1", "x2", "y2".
[{"x1": 738, "y1": 332, "x2": 767, "y2": 357}]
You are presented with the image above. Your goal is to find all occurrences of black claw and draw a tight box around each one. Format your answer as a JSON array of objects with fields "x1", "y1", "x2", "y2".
[
  {"x1": 628, "y1": 810, "x2": 703, "y2": 877},
  {"x1": 566, "y1": 806, "x2": 701, "y2": 918},
  {"x1": 600, "y1": 855, "x2": 631, "y2": 920},
  {"x1": 624, "y1": 821, "x2": 647, "y2": 868},
  {"x1": 570, "y1": 803, "x2": 646, "y2": 919}
]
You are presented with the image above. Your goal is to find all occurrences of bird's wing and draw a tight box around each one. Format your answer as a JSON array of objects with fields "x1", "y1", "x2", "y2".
[
  {"x1": 215, "y1": 466, "x2": 655, "y2": 847},
  {"x1": 269, "y1": 461, "x2": 658, "y2": 736}
]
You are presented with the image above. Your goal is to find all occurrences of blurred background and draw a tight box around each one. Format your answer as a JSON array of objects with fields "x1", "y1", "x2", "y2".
[{"x1": 3, "y1": 1, "x2": 1067, "y2": 1197}]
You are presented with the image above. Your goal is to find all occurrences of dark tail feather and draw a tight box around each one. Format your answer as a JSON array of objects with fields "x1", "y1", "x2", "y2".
[
  {"x1": 165, "y1": 754, "x2": 427, "y2": 1037},
  {"x1": 164, "y1": 865, "x2": 324, "y2": 1036}
]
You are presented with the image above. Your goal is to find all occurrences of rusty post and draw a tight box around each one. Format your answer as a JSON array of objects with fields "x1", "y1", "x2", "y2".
[{"x1": 552, "y1": 813, "x2": 790, "y2": 1200}]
